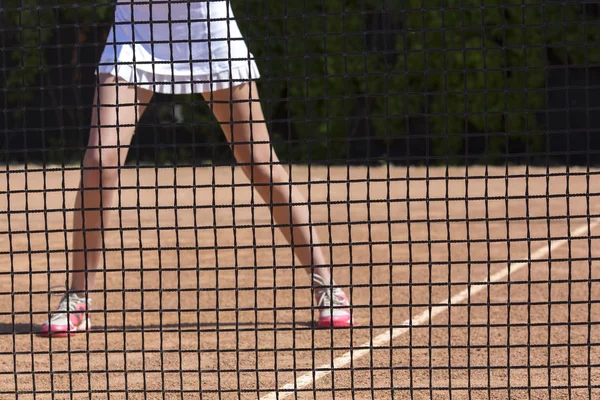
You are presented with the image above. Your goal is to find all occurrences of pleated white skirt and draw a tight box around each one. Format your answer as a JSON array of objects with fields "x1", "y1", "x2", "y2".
[{"x1": 96, "y1": 1, "x2": 260, "y2": 94}]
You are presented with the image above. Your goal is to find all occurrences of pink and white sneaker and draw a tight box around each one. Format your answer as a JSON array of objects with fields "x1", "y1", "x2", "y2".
[
  {"x1": 40, "y1": 293, "x2": 91, "y2": 337},
  {"x1": 315, "y1": 287, "x2": 354, "y2": 328}
]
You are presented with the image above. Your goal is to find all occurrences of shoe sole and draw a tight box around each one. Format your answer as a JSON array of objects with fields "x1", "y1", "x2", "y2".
[
  {"x1": 318, "y1": 316, "x2": 354, "y2": 328},
  {"x1": 39, "y1": 318, "x2": 92, "y2": 338}
]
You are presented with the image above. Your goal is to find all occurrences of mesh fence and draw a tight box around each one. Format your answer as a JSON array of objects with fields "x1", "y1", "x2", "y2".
[{"x1": 1, "y1": 0, "x2": 600, "y2": 398}]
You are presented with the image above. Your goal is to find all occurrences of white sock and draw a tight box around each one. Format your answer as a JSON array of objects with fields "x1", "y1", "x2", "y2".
[{"x1": 310, "y1": 273, "x2": 335, "y2": 289}]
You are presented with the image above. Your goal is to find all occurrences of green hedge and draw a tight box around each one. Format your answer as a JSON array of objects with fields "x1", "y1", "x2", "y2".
[{"x1": 2, "y1": 0, "x2": 598, "y2": 163}]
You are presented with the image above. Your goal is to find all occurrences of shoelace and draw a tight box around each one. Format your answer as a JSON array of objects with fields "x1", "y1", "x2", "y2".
[
  {"x1": 316, "y1": 288, "x2": 346, "y2": 308},
  {"x1": 51, "y1": 294, "x2": 86, "y2": 321}
]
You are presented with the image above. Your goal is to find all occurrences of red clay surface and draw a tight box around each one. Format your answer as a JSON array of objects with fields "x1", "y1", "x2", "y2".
[{"x1": 1, "y1": 165, "x2": 600, "y2": 399}]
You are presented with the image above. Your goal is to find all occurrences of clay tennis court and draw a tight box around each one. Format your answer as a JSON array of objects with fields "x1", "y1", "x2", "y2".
[{"x1": 1, "y1": 165, "x2": 599, "y2": 399}]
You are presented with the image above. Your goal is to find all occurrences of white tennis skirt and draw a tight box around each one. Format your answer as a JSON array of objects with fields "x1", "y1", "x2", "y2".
[{"x1": 97, "y1": 1, "x2": 260, "y2": 94}]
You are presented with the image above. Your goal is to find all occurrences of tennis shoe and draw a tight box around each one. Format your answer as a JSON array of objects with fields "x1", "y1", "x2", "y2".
[
  {"x1": 40, "y1": 293, "x2": 91, "y2": 337},
  {"x1": 315, "y1": 287, "x2": 353, "y2": 328}
]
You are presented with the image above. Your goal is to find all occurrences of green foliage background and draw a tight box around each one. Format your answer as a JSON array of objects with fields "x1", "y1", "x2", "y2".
[{"x1": 1, "y1": 1, "x2": 598, "y2": 164}]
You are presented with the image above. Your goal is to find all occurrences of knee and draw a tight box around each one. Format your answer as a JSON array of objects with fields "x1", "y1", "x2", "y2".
[
  {"x1": 241, "y1": 162, "x2": 287, "y2": 186},
  {"x1": 83, "y1": 131, "x2": 120, "y2": 172},
  {"x1": 84, "y1": 148, "x2": 119, "y2": 171},
  {"x1": 234, "y1": 143, "x2": 288, "y2": 186}
]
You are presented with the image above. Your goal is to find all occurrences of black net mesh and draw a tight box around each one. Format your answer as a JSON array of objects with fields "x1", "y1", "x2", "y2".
[{"x1": 1, "y1": 0, "x2": 600, "y2": 398}]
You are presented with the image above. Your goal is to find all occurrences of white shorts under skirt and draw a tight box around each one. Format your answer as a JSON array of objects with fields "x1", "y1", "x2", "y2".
[{"x1": 96, "y1": 1, "x2": 261, "y2": 94}]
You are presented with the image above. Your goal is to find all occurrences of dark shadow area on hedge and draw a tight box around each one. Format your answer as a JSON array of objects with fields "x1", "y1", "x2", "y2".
[{"x1": 1, "y1": 1, "x2": 600, "y2": 166}]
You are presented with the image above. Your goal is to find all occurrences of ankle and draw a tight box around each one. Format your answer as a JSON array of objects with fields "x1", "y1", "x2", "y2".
[{"x1": 67, "y1": 289, "x2": 88, "y2": 299}]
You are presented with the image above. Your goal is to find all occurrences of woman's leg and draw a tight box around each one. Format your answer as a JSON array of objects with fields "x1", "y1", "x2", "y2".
[
  {"x1": 69, "y1": 74, "x2": 153, "y2": 296},
  {"x1": 42, "y1": 74, "x2": 153, "y2": 336},
  {"x1": 203, "y1": 82, "x2": 352, "y2": 327},
  {"x1": 202, "y1": 82, "x2": 330, "y2": 278}
]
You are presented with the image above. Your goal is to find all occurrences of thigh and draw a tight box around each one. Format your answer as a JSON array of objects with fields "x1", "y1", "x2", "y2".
[
  {"x1": 203, "y1": 82, "x2": 276, "y2": 165},
  {"x1": 89, "y1": 73, "x2": 154, "y2": 163}
]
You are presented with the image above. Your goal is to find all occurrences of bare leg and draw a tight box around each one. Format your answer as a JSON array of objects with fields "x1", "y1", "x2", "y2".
[
  {"x1": 203, "y1": 82, "x2": 333, "y2": 285},
  {"x1": 69, "y1": 74, "x2": 153, "y2": 296}
]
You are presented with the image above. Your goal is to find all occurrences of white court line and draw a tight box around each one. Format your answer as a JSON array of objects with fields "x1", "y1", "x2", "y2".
[{"x1": 261, "y1": 219, "x2": 600, "y2": 400}]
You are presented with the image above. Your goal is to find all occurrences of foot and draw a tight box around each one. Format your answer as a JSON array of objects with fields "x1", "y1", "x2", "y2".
[
  {"x1": 315, "y1": 286, "x2": 354, "y2": 328},
  {"x1": 39, "y1": 293, "x2": 91, "y2": 337}
]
